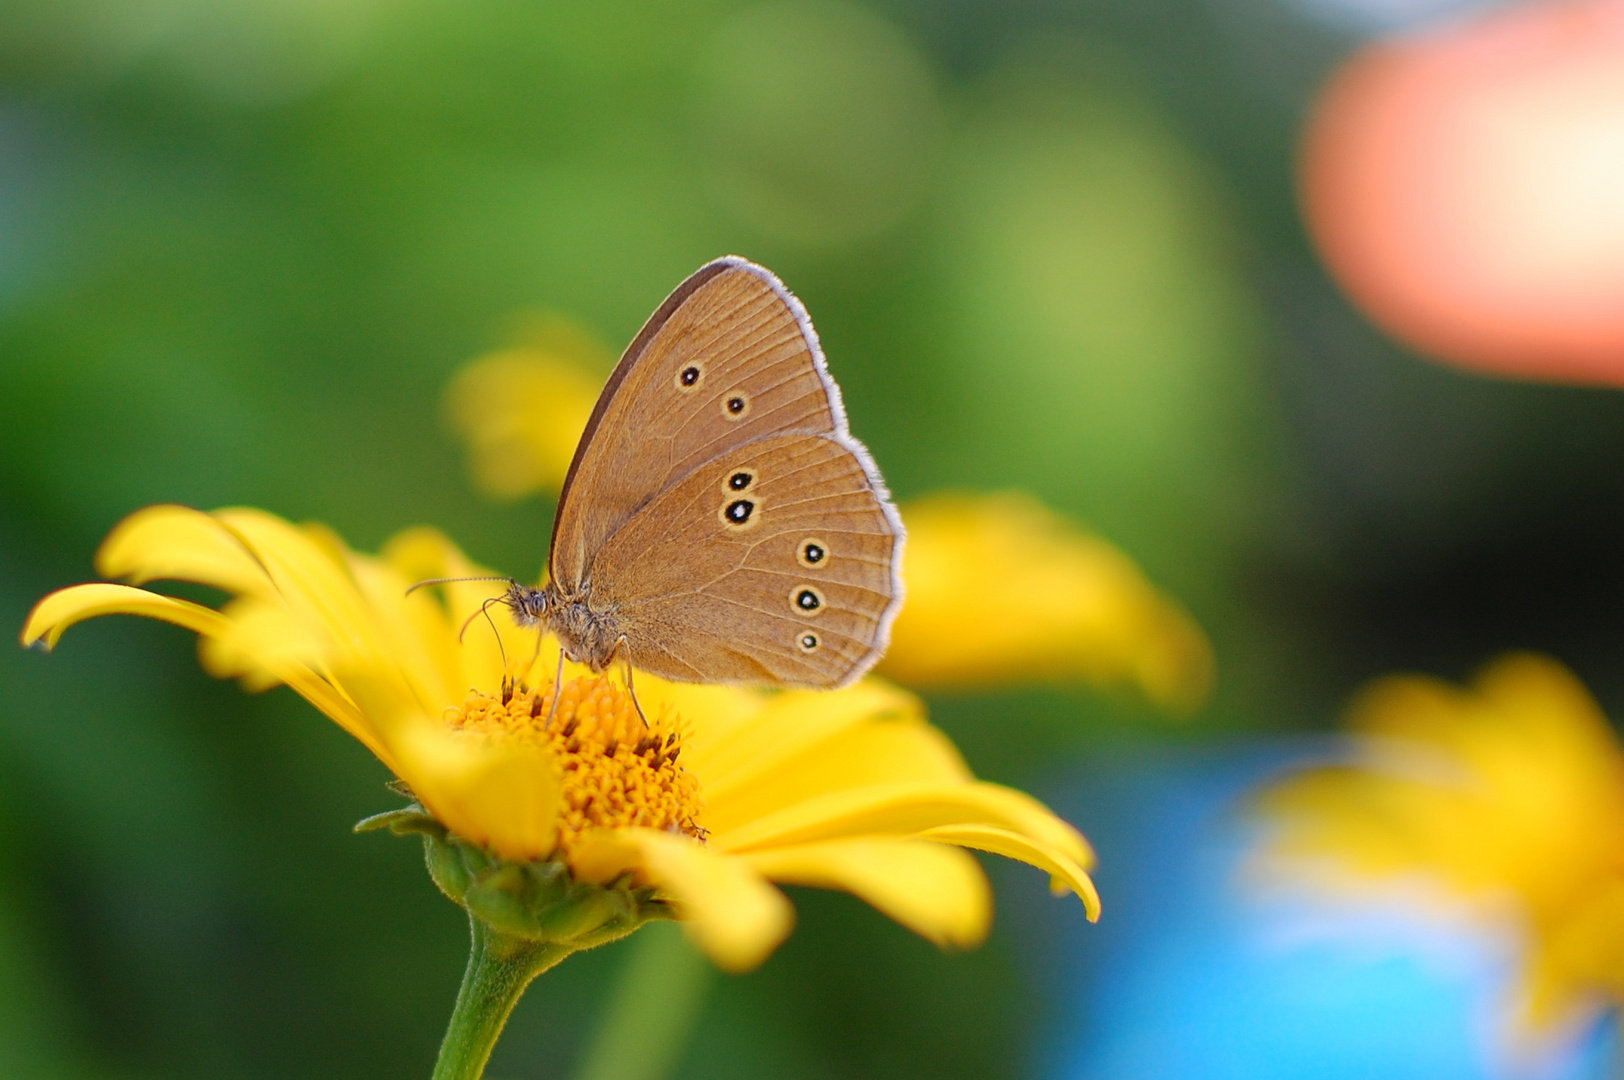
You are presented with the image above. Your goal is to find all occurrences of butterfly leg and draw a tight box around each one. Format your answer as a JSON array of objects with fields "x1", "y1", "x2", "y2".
[
  {"x1": 524, "y1": 629, "x2": 545, "y2": 686},
  {"x1": 543, "y1": 644, "x2": 566, "y2": 727},
  {"x1": 613, "y1": 635, "x2": 649, "y2": 727}
]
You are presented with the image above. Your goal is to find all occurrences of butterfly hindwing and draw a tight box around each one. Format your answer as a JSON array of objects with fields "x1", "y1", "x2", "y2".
[{"x1": 585, "y1": 433, "x2": 900, "y2": 686}]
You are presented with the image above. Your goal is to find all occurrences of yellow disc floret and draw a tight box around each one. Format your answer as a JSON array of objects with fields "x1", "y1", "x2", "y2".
[{"x1": 447, "y1": 675, "x2": 704, "y2": 854}]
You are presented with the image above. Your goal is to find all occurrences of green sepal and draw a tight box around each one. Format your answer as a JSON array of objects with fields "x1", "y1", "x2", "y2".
[
  {"x1": 357, "y1": 801, "x2": 673, "y2": 949},
  {"x1": 354, "y1": 804, "x2": 442, "y2": 837}
]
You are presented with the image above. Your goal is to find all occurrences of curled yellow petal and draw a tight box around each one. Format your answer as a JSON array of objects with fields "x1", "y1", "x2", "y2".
[
  {"x1": 94, "y1": 504, "x2": 273, "y2": 595},
  {"x1": 445, "y1": 320, "x2": 610, "y2": 499},
  {"x1": 918, "y1": 823, "x2": 1101, "y2": 920},
  {"x1": 704, "y1": 712, "x2": 973, "y2": 835},
  {"x1": 881, "y1": 492, "x2": 1213, "y2": 710},
  {"x1": 571, "y1": 827, "x2": 793, "y2": 972},
  {"x1": 714, "y1": 781, "x2": 1091, "y2": 866},
  {"x1": 687, "y1": 679, "x2": 929, "y2": 802},
  {"x1": 22, "y1": 583, "x2": 230, "y2": 651},
  {"x1": 744, "y1": 838, "x2": 991, "y2": 949}
]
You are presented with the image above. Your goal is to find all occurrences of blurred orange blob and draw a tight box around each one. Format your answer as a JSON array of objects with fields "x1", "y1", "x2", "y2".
[{"x1": 1302, "y1": 0, "x2": 1624, "y2": 382}]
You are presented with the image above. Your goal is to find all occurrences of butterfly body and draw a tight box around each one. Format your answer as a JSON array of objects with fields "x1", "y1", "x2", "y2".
[
  {"x1": 503, "y1": 582, "x2": 622, "y2": 674},
  {"x1": 507, "y1": 256, "x2": 904, "y2": 689}
]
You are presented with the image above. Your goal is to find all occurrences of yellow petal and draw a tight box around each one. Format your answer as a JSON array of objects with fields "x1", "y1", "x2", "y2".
[
  {"x1": 918, "y1": 824, "x2": 1101, "y2": 920},
  {"x1": 881, "y1": 492, "x2": 1213, "y2": 710},
  {"x1": 22, "y1": 583, "x2": 230, "y2": 650},
  {"x1": 703, "y1": 713, "x2": 972, "y2": 836},
  {"x1": 687, "y1": 680, "x2": 929, "y2": 802},
  {"x1": 397, "y1": 725, "x2": 562, "y2": 863},
  {"x1": 445, "y1": 339, "x2": 606, "y2": 499},
  {"x1": 345, "y1": 670, "x2": 561, "y2": 861},
  {"x1": 1253, "y1": 651, "x2": 1624, "y2": 1036},
  {"x1": 343, "y1": 551, "x2": 461, "y2": 715},
  {"x1": 198, "y1": 596, "x2": 325, "y2": 690},
  {"x1": 571, "y1": 827, "x2": 793, "y2": 972},
  {"x1": 713, "y1": 781, "x2": 1091, "y2": 866},
  {"x1": 210, "y1": 510, "x2": 394, "y2": 675},
  {"x1": 94, "y1": 504, "x2": 272, "y2": 595},
  {"x1": 744, "y1": 839, "x2": 991, "y2": 948}
]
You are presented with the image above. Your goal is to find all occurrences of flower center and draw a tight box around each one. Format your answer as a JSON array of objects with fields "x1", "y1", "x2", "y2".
[{"x1": 446, "y1": 676, "x2": 704, "y2": 853}]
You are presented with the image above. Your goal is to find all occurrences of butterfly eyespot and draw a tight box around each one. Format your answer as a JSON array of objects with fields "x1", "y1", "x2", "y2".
[
  {"x1": 791, "y1": 586, "x2": 824, "y2": 615},
  {"x1": 676, "y1": 365, "x2": 703, "y2": 390},
  {"x1": 797, "y1": 539, "x2": 828, "y2": 568},
  {"x1": 723, "y1": 393, "x2": 750, "y2": 419},
  {"x1": 721, "y1": 498, "x2": 757, "y2": 528},
  {"x1": 797, "y1": 632, "x2": 821, "y2": 653},
  {"x1": 727, "y1": 470, "x2": 755, "y2": 491}
]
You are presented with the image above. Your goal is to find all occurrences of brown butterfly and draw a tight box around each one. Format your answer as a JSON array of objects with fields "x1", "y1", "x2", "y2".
[{"x1": 498, "y1": 256, "x2": 904, "y2": 690}]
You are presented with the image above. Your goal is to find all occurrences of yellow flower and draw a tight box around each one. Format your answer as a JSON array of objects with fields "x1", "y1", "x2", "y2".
[
  {"x1": 22, "y1": 505, "x2": 1099, "y2": 972},
  {"x1": 1254, "y1": 653, "x2": 1624, "y2": 1034},
  {"x1": 442, "y1": 347, "x2": 1212, "y2": 710},
  {"x1": 880, "y1": 492, "x2": 1213, "y2": 709},
  {"x1": 445, "y1": 314, "x2": 609, "y2": 499}
]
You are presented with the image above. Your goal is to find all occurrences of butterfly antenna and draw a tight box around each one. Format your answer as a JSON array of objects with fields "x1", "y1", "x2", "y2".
[
  {"x1": 405, "y1": 575, "x2": 514, "y2": 598},
  {"x1": 457, "y1": 596, "x2": 512, "y2": 667}
]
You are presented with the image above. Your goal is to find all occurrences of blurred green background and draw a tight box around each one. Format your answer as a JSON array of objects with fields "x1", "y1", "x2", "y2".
[{"x1": 6, "y1": 1, "x2": 1624, "y2": 1077}]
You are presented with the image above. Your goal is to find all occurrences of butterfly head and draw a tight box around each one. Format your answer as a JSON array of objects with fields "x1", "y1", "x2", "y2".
[{"x1": 501, "y1": 582, "x2": 551, "y2": 629}]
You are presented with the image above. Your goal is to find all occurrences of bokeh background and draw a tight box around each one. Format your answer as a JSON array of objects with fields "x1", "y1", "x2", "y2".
[{"x1": 4, "y1": 0, "x2": 1624, "y2": 1077}]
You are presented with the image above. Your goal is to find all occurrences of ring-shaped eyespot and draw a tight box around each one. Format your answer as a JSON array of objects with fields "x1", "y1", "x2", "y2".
[
  {"x1": 791, "y1": 585, "x2": 825, "y2": 616},
  {"x1": 722, "y1": 392, "x2": 750, "y2": 420},
  {"x1": 675, "y1": 364, "x2": 703, "y2": 391},
  {"x1": 724, "y1": 469, "x2": 756, "y2": 493},
  {"x1": 796, "y1": 538, "x2": 828, "y2": 569},
  {"x1": 719, "y1": 498, "x2": 759, "y2": 530},
  {"x1": 796, "y1": 631, "x2": 821, "y2": 653}
]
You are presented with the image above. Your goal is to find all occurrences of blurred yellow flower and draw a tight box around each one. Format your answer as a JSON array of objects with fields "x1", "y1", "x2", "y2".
[
  {"x1": 445, "y1": 314, "x2": 609, "y2": 499},
  {"x1": 443, "y1": 342, "x2": 1214, "y2": 710},
  {"x1": 1255, "y1": 653, "x2": 1624, "y2": 1034},
  {"x1": 880, "y1": 492, "x2": 1213, "y2": 709},
  {"x1": 23, "y1": 505, "x2": 1098, "y2": 973}
]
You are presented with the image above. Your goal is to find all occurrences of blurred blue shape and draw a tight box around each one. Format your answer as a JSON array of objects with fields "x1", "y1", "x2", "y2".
[{"x1": 1032, "y1": 744, "x2": 1618, "y2": 1080}]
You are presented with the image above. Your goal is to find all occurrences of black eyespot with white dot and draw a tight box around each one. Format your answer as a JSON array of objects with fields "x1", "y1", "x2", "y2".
[
  {"x1": 676, "y1": 364, "x2": 702, "y2": 390},
  {"x1": 724, "y1": 499, "x2": 754, "y2": 525},
  {"x1": 799, "y1": 540, "x2": 826, "y2": 567},
  {"x1": 722, "y1": 393, "x2": 750, "y2": 420},
  {"x1": 792, "y1": 586, "x2": 824, "y2": 615},
  {"x1": 797, "y1": 632, "x2": 820, "y2": 653},
  {"x1": 729, "y1": 471, "x2": 753, "y2": 491}
]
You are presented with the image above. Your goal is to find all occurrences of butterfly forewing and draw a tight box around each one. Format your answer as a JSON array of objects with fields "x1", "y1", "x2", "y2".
[
  {"x1": 587, "y1": 434, "x2": 899, "y2": 686},
  {"x1": 550, "y1": 259, "x2": 845, "y2": 590}
]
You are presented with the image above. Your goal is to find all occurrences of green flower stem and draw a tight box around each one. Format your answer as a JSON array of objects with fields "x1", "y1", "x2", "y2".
[
  {"x1": 431, "y1": 915, "x2": 571, "y2": 1080},
  {"x1": 356, "y1": 807, "x2": 675, "y2": 1079}
]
